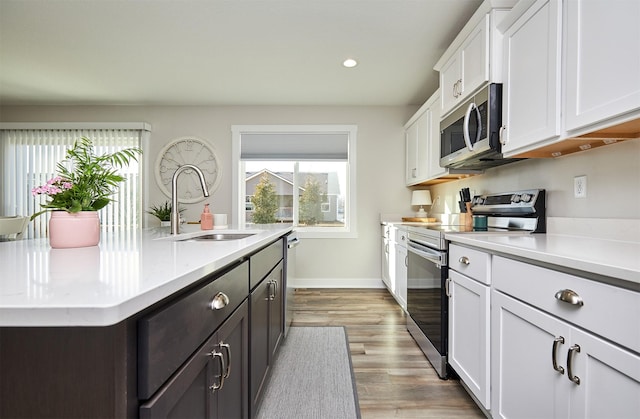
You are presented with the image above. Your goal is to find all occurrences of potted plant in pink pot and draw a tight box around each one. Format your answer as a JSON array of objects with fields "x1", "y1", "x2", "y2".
[{"x1": 30, "y1": 137, "x2": 142, "y2": 248}]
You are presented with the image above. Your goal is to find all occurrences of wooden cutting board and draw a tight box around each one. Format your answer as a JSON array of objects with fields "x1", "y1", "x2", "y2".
[{"x1": 402, "y1": 217, "x2": 437, "y2": 223}]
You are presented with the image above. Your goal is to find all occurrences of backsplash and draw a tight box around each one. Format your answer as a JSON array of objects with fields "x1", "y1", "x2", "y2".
[{"x1": 427, "y1": 139, "x2": 640, "y2": 220}]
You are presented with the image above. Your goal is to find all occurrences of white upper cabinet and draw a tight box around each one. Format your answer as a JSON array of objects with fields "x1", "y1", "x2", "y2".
[
  {"x1": 440, "y1": 16, "x2": 490, "y2": 116},
  {"x1": 405, "y1": 108, "x2": 430, "y2": 185},
  {"x1": 405, "y1": 90, "x2": 446, "y2": 186},
  {"x1": 499, "y1": 0, "x2": 640, "y2": 158},
  {"x1": 425, "y1": 91, "x2": 446, "y2": 180},
  {"x1": 500, "y1": 0, "x2": 562, "y2": 155},
  {"x1": 435, "y1": 1, "x2": 515, "y2": 118},
  {"x1": 564, "y1": 0, "x2": 640, "y2": 133}
]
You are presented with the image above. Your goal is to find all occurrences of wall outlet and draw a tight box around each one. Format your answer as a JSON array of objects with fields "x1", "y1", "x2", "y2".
[{"x1": 574, "y1": 175, "x2": 587, "y2": 198}]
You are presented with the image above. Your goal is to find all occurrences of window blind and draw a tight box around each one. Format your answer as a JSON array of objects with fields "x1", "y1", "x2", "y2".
[
  {"x1": 1, "y1": 128, "x2": 145, "y2": 239},
  {"x1": 240, "y1": 132, "x2": 349, "y2": 161}
]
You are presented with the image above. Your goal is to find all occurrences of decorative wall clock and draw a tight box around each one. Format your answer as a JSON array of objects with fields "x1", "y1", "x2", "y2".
[{"x1": 154, "y1": 137, "x2": 221, "y2": 203}]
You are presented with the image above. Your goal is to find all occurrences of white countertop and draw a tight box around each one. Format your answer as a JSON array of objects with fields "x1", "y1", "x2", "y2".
[
  {"x1": 0, "y1": 224, "x2": 292, "y2": 327},
  {"x1": 446, "y1": 232, "x2": 640, "y2": 286}
]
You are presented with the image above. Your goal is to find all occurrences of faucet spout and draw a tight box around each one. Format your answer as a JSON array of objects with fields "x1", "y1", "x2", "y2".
[{"x1": 171, "y1": 164, "x2": 209, "y2": 235}]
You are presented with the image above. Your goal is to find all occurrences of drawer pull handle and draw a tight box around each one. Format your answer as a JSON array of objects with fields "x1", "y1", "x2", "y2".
[
  {"x1": 567, "y1": 344, "x2": 581, "y2": 385},
  {"x1": 554, "y1": 289, "x2": 584, "y2": 307},
  {"x1": 459, "y1": 256, "x2": 470, "y2": 265},
  {"x1": 208, "y1": 349, "x2": 226, "y2": 392},
  {"x1": 210, "y1": 292, "x2": 229, "y2": 310},
  {"x1": 551, "y1": 336, "x2": 565, "y2": 374}
]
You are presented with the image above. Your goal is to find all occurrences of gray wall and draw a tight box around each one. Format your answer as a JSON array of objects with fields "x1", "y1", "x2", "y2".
[
  {"x1": 2, "y1": 105, "x2": 638, "y2": 286},
  {"x1": 0, "y1": 105, "x2": 414, "y2": 286}
]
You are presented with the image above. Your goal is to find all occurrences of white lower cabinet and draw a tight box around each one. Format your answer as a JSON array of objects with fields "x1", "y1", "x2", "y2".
[
  {"x1": 492, "y1": 290, "x2": 640, "y2": 419},
  {"x1": 491, "y1": 256, "x2": 640, "y2": 419},
  {"x1": 380, "y1": 224, "x2": 408, "y2": 311},
  {"x1": 381, "y1": 225, "x2": 394, "y2": 291},
  {"x1": 447, "y1": 244, "x2": 491, "y2": 410},
  {"x1": 448, "y1": 270, "x2": 490, "y2": 409},
  {"x1": 394, "y1": 227, "x2": 408, "y2": 310}
]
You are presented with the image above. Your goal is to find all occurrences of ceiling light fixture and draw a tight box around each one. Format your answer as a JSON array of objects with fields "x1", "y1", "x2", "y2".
[{"x1": 342, "y1": 58, "x2": 358, "y2": 68}]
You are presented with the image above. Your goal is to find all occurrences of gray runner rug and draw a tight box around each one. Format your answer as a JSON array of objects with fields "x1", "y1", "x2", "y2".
[{"x1": 256, "y1": 326, "x2": 361, "y2": 419}]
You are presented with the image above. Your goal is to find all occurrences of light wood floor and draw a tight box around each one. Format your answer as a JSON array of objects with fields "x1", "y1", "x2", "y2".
[{"x1": 291, "y1": 288, "x2": 485, "y2": 419}]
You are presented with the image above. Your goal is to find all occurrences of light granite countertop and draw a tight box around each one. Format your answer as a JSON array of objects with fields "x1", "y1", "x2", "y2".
[
  {"x1": 383, "y1": 216, "x2": 640, "y2": 287},
  {"x1": 445, "y1": 232, "x2": 640, "y2": 286},
  {"x1": 0, "y1": 224, "x2": 292, "y2": 327}
]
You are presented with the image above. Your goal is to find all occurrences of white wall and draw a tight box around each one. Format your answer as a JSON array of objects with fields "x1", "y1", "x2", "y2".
[{"x1": 0, "y1": 105, "x2": 416, "y2": 286}]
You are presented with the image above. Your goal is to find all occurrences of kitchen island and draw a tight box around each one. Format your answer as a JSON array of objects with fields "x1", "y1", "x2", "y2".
[
  {"x1": 0, "y1": 224, "x2": 292, "y2": 418},
  {"x1": 0, "y1": 224, "x2": 292, "y2": 326}
]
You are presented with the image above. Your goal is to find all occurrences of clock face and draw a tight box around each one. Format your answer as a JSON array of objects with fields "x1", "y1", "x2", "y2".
[{"x1": 154, "y1": 137, "x2": 222, "y2": 203}]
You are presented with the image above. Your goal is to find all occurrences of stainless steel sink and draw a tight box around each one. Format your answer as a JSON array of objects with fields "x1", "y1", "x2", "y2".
[{"x1": 180, "y1": 233, "x2": 256, "y2": 242}]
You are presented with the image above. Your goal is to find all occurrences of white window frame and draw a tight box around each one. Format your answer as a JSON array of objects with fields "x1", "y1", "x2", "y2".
[{"x1": 232, "y1": 125, "x2": 357, "y2": 239}]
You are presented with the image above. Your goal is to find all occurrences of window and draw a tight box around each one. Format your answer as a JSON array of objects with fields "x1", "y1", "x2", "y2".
[
  {"x1": 0, "y1": 123, "x2": 150, "y2": 239},
  {"x1": 232, "y1": 125, "x2": 357, "y2": 238}
]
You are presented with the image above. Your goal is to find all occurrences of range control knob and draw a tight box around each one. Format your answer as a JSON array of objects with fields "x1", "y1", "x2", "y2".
[
  {"x1": 520, "y1": 193, "x2": 532, "y2": 203},
  {"x1": 511, "y1": 194, "x2": 521, "y2": 203},
  {"x1": 473, "y1": 197, "x2": 484, "y2": 205}
]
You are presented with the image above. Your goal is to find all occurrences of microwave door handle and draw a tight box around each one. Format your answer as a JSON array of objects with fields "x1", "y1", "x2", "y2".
[
  {"x1": 473, "y1": 104, "x2": 482, "y2": 144},
  {"x1": 463, "y1": 102, "x2": 476, "y2": 151}
]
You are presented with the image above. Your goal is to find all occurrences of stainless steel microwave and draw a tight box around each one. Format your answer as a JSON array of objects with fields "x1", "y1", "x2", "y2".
[{"x1": 440, "y1": 83, "x2": 522, "y2": 170}]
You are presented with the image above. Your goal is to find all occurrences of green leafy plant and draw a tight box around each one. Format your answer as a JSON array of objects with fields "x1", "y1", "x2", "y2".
[
  {"x1": 299, "y1": 175, "x2": 325, "y2": 226},
  {"x1": 146, "y1": 200, "x2": 185, "y2": 222},
  {"x1": 30, "y1": 137, "x2": 142, "y2": 220},
  {"x1": 251, "y1": 174, "x2": 278, "y2": 224}
]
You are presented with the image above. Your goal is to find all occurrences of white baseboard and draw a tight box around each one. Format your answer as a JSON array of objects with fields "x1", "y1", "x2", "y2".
[{"x1": 290, "y1": 277, "x2": 385, "y2": 289}]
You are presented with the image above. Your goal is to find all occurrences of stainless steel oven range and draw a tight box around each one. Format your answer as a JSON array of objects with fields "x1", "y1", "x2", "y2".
[{"x1": 406, "y1": 189, "x2": 546, "y2": 379}]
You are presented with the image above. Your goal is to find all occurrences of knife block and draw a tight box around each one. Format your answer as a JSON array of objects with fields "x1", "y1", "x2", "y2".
[{"x1": 463, "y1": 202, "x2": 473, "y2": 229}]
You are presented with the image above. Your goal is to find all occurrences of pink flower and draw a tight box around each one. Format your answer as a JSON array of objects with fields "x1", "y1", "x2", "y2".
[{"x1": 32, "y1": 178, "x2": 73, "y2": 197}]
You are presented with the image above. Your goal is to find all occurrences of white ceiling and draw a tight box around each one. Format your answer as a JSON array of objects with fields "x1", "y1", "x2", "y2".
[{"x1": 0, "y1": 0, "x2": 482, "y2": 107}]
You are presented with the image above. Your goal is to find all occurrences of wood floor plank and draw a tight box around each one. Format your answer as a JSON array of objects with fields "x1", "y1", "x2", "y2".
[{"x1": 291, "y1": 288, "x2": 485, "y2": 419}]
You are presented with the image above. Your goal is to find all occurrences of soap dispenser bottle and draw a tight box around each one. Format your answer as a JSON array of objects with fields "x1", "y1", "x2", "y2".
[{"x1": 201, "y1": 203, "x2": 213, "y2": 230}]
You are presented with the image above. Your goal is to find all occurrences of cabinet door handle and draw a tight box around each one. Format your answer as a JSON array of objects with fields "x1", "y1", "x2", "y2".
[
  {"x1": 208, "y1": 349, "x2": 226, "y2": 392},
  {"x1": 268, "y1": 279, "x2": 278, "y2": 301},
  {"x1": 551, "y1": 336, "x2": 565, "y2": 374},
  {"x1": 567, "y1": 344, "x2": 581, "y2": 385},
  {"x1": 209, "y1": 292, "x2": 230, "y2": 310},
  {"x1": 445, "y1": 278, "x2": 451, "y2": 298},
  {"x1": 219, "y1": 342, "x2": 231, "y2": 379},
  {"x1": 404, "y1": 255, "x2": 408, "y2": 268},
  {"x1": 554, "y1": 289, "x2": 584, "y2": 307},
  {"x1": 458, "y1": 256, "x2": 470, "y2": 265}
]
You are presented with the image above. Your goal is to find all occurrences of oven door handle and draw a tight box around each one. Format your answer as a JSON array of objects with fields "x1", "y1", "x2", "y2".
[{"x1": 408, "y1": 242, "x2": 445, "y2": 266}]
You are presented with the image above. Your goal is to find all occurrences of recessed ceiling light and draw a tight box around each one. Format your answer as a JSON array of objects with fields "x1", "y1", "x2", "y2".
[{"x1": 342, "y1": 58, "x2": 358, "y2": 68}]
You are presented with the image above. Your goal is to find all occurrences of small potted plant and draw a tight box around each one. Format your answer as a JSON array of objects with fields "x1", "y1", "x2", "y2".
[
  {"x1": 147, "y1": 200, "x2": 185, "y2": 227},
  {"x1": 31, "y1": 137, "x2": 142, "y2": 248}
]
